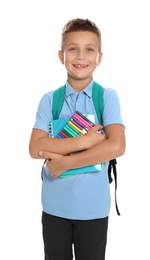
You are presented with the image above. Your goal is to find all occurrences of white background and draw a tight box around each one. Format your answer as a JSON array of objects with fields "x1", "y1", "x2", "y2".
[{"x1": 0, "y1": 0, "x2": 149, "y2": 259}]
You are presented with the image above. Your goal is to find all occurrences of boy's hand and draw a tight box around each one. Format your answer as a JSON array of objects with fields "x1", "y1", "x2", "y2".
[
  {"x1": 83, "y1": 124, "x2": 105, "y2": 149},
  {"x1": 39, "y1": 151, "x2": 67, "y2": 178}
]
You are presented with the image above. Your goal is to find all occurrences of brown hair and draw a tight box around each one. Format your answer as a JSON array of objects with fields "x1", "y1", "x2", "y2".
[{"x1": 61, "y1": 18, "x2": 102, "y2": 52}]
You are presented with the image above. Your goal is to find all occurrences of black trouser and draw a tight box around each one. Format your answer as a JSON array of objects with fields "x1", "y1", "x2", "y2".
[{"x1": 42, "y1": 212, "x2": 108, "y2": 260}]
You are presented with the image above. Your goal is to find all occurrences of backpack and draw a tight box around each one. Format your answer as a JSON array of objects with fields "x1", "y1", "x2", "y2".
[{"x1": 42, "y1": 81, "x2": 120, "y2": 215}]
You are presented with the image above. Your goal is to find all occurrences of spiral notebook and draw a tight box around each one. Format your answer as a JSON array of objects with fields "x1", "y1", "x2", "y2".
[{"x1": 48, "y1": 111, "x2": 104, "y2": 178}]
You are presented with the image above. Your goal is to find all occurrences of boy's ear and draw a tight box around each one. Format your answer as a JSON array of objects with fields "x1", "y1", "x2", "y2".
[
  {"x1": 97, "y1": 52, "x2": 103, "y2": 65},
  {"x1": 58, "y1": 50, "x2": 64, "y2": 64}
]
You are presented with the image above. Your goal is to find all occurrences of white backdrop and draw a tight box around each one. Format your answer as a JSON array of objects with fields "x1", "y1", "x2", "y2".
[{"x1": 0, "y1": 0, "x2": 149, "y2": 259}]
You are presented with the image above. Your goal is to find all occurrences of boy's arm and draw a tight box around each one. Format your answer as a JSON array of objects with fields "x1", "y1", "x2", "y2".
[
  {"x1": 29, "y1": 124, "x2": 105, "y2": 159},
  {"x1": 68, "y1": 124, "x2": 125, "y2": 166},
  {"x1": 39, "y1": 124, "x2": 125, "y2": 178}
]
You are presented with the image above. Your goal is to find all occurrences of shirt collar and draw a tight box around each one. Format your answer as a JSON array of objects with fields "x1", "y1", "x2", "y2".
[{"x1": 65, "y1": 79, "x2": 94, "y2": 98}]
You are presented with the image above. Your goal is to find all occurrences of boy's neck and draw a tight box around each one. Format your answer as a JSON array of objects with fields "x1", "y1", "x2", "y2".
[{"x1": 67, "y1": 77, "x2": 93, "y2": 92}]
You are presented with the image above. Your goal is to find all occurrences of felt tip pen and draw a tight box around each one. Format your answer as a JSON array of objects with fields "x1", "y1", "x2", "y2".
[
  {"x1": 73, "y1": 112, "x2": 91, "y2": 128},
  {"x1": 75, "y1": 111, "x2": 103, "y2": 134},
  {"x1": 76, "y1": 111, "x2": 95, "y2": 127},
  {"x1": 61, "y1": 128, "x2": 73, "y2": 138},
  {"x1": 73, "y1": 113, "x2": 92, "y2": 130},
  {"x1": 63, "y1": 126, "x2": 76, "y2": 137},
  {"x1": 71, "y1": 116, "x2": 88, "y2": 131},
  {"x1": 73, "y1": 113, "x2": 90, "y2": 130},
  {"x1": 57, "y1": 132, "x2": 65, "y2": 139},
  {"x1": 59, "y1": 130, "x2": 69, "y2": 138},
  {"x1": 68, "y1": 120, "x2": 84, "y2": 135},
  {"x1": 65, "y1": 124, "x2": 79, "y2": 137}
]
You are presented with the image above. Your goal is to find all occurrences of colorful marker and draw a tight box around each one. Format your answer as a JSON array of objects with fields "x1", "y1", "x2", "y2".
[
  {"x1": 63, "y1": 126, "x2": 76, "y2": 137},
  {"x1": 71, "y1": 116, "x2": 88, "y2": 132},
  {"x1": 73, "y1": 113, "x2": 92, "y2": 130},
  {"x1": 65, "y1": 124, "x2": 79, "y2": 137},
  {"x1": 68, "y1": 120, "x2": 84, "y2": 135}
]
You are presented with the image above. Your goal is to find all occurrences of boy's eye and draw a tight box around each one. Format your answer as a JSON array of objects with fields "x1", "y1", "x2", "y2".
[
  {"x1": 69, "y1": 47, "x2": 77, "y2": 51},
  {"x1": 87, "y1": 48, "x2": 94, "y2": 52}
]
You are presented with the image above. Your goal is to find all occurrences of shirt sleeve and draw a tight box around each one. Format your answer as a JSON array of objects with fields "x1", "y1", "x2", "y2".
[
  {"x1": 33, "y1": 91, "x2": 53, "y2": 133},
  {"x1": 103, "y1": 88, "x2": 124, "y2": 127}
]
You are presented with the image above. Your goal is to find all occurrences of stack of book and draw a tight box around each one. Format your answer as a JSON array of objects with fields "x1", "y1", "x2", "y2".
[{"x1": 48, "y1": 111, "x2": 104, "y2": 178}]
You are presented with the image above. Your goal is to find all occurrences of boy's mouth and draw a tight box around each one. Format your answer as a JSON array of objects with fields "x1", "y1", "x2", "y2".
[{"x1": 73, "y1": 64, "x2": 88, "y2": 68}]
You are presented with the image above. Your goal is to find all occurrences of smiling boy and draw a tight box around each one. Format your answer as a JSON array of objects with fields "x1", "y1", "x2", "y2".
[{"x1": 29, "y1": 18, "x2": 125, "y2": 260}]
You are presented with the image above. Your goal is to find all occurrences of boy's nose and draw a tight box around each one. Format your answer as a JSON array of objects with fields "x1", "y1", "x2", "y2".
[{"x1": 76, "y1": 56, "x2": 85, "y2": 61}]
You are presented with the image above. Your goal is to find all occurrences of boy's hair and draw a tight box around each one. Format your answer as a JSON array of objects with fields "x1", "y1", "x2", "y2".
[{"x1": 61, "y1": 18, "x2": 102, "y2": 52}]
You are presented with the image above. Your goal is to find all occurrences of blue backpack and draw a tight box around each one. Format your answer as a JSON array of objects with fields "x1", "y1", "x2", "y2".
[{"x1": 42, "y1": 81, "x2": 120, "y2": 215}]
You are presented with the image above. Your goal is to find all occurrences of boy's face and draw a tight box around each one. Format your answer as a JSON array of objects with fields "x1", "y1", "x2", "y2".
[{"x1": 58, "y1": 31, "x2": 102, "y2": 81}]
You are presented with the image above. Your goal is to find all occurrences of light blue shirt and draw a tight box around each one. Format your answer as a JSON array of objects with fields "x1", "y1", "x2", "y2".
[{"x1": 33, "y1": 79, "x2": 124, "y2": 219}]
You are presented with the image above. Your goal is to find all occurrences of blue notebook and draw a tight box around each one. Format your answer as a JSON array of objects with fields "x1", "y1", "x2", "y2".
[{"x1": 48, "y1": 112, "x2": 104, "y2": 178}]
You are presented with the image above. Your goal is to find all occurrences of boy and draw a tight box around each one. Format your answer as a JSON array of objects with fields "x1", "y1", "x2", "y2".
[{"x1": 29, "y1": 18, "x2": 125, "y2": 260}]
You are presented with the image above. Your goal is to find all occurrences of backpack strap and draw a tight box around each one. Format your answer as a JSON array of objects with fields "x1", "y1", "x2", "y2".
[
  {"x1": 92, "y1": 82, "x2": 104, "y2": 125},
  {"x1": 52, "y1": 85, "x2": 66, "y2": 120},
  {"x1": 108, "y1": 159, "x2": 120, "y2": 215}
]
